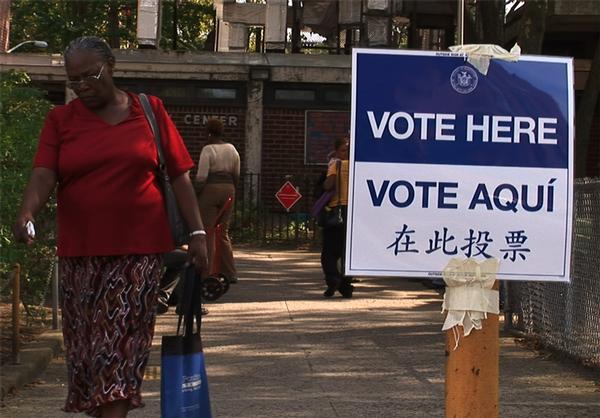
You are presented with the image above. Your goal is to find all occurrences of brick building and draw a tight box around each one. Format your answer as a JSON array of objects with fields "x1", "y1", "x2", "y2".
[{"x1": 0, "y1": 51, "x2": 351, "y2": 211}]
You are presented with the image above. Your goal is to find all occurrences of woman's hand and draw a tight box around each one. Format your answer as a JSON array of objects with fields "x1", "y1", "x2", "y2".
[
  {"x1": 171, "y1": 172, "x2": 209, "y2": 274},
  {"x1": 187, "y1": 235, "x2": 209, "y2": 275},
  {"x1": 12, "y1": 167, "x2": 57, "y2": 246},
  {"x1": 12, "y1": 214, "x2": 35, "y2": 245}
]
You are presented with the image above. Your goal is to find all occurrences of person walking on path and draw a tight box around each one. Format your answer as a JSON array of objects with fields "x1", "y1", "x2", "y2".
[
  {"x1": 12, "y1": 36, "x2": 208, "y2": 418},
  {"x1": 195, "y1": 118, "x2": 240, "y2": 284},
  {"x1": 321, "y1": 137, "x2": 353, "y2": 298}
]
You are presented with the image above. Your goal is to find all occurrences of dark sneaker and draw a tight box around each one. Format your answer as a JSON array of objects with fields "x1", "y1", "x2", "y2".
[
  {"x1": 156, "y1": 302, "x2": 169, "y2": 315},
  {"x1": 323, "y1": 287, "x2": 336, "y2": 298},
  {"x1": 339, "y1": 284, "x2": 354, "y2": 299},
  {"x1": 228, "y1": 277, "x2": 238, "y2": 284}
]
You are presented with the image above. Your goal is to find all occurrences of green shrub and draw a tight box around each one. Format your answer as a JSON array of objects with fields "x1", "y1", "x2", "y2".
[{"x1": 0, "y1": 70, "x2": 55, "y2": 307}]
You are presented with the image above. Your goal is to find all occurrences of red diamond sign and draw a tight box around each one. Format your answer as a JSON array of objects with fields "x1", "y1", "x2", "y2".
[{"x1": 275, "y1": 181, "x2": 302, "y2": 211}]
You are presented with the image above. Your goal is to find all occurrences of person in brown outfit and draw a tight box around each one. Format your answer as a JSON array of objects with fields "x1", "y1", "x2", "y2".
[{"x1": 195, "y1": 119, "x2": 240, "y2": 283}]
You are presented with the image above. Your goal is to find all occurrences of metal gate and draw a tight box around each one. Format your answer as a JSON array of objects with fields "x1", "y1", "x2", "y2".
[{"x1": 230, "y1": 172, "x2": 321, "y2": 246}]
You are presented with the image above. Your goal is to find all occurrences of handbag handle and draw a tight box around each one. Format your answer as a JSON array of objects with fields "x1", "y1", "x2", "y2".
[
  {"x1": 177, "y1": 310, "x2": 202, "y2": 338},
  {"x1": 139, "y1": 93, "x2": 171, "y2": 182},
  {"x1": 176, "y1": 265, "x2": 203, "y2": 337}
]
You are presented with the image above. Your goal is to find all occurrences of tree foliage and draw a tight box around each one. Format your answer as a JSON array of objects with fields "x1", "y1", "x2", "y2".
[
  {"x1": 474, "y1": 0, "x2": 505, "y2": 45},
  {"x1": 9, "y1": 0, "x2": 138, "y2": 52},
  {"x1": 515, "y1": 0, "x2": 548, "y2": 54},
  {"x1": 9, "y1": 0, "x2": 214, "y2": 53},
  {"x1": 160, "y1": 0, "x2": 215, "y2": 51},
  {"x1": 0, "y1": 71, "x2": 55, "y2": 305}
]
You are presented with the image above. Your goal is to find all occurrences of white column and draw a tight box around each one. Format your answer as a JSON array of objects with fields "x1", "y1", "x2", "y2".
[
  {"x1": 265, "y1": 0, "x2": 287, "y2": 52},
  {"x1": 215, "y1": 0, "x2": 248, "y2": 52},
  {"x1": 339, "y1": 0, "x2": 361, "y2": 24},
  {"x1": 245, "y1": 80, "x2": 263, "y2": 175},
  {"x1": 137, "y1": 0, "x2": 161, "y2": 48}
]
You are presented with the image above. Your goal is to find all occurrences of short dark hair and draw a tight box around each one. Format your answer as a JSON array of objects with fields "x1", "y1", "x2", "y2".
[
  {"x1": 206, "y1": 118, "x2": 224, "y2": 137},
  {"x1": 334, "y1": 137, "x2": 349, "y2": 150},
  {"x1": 64, "y1": 36, "x2": 115, "y2": 64}
]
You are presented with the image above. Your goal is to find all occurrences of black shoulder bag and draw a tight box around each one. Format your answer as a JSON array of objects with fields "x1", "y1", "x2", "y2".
[{"x1": 139, "y1": 93, "x2": 189, "y2": 246}]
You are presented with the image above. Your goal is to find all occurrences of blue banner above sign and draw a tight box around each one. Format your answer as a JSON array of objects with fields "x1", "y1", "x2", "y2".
[{"x1": 353, "y1": 53, "x2": 570, "y2": 169}]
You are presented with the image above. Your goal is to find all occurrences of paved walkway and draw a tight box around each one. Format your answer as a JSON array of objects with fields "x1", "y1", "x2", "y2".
[{"x1": 2, "y1": 247, "x2": 599, "y2": 417}]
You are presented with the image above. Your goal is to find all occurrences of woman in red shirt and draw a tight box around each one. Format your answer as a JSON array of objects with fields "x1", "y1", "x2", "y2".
[{"x1": 13, "y1": 36, "x2": 208, "y2": 418}]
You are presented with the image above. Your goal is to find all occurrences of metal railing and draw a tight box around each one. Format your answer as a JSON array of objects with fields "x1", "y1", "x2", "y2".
[
  {"x1": 230, "y1": 172, "x2": 321, "y2": 246},
  {"x1": 505, "y1": 178, "x2": 600, "y2": 368}
]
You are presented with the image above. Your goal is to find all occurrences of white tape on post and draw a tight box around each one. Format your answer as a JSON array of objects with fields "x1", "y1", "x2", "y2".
[
  {"x1": 448, "y1": 43, "x2": 521, "y2": 75},
  {"x1": 441, "y1": 258, "x2": 500, "y2": 349}
]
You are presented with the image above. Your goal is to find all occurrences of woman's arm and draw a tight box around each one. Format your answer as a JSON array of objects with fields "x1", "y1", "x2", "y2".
[
  {"x1": 232, "y1": 152, "x2": 240, "y2": 188},
  {"x1": 194, "y1": 146, "x2": 210, "y2": 195},
  {"x1": 13, "y1": 167, "x2": 57, "y2": 244},
  {"x1": 322, "y1": 173, "x2": 336, "y2": 191},
  {"x1": 195, "y1": 147, "x2": 210, "y2": 184},
  {"x1": 172, "y1": 171, "x2": 209, "y2": 274},
  {"x1": 322, "y1": 159, "x2": 340, "y2": 191}
]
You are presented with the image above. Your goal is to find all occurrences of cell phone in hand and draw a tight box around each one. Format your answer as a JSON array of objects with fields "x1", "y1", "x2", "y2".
[{"x1": 25, "y1": 221, "x2": 35, "y2": 239}]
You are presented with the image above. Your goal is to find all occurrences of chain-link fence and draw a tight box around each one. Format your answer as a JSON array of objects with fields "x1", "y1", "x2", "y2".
[{"x1": 505, "y1": 178, "x2": 600, "y2": 369}]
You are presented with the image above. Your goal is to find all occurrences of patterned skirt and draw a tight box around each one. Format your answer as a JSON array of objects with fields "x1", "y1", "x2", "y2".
[{"x1": 59, "y1": 254, "x2": 161, "y2": 417}]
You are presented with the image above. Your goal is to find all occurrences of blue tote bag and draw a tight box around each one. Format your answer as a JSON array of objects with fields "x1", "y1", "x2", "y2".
[{"x1": 161, "y1": 266, "x2": 213, "y2": 418}]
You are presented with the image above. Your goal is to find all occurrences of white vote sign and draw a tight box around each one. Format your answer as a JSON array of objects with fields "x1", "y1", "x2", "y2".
[{"x1": 346, "y1": 49, "x2": 574, "y2": 282}]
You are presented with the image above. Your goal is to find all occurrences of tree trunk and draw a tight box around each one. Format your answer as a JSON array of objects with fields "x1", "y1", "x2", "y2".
[
  {"x1": 291, "y1": 0, "x2": 302, "y2": 53},
  {"x1": 172, "y1": 0, "x2": 179, "y2": 50},
  {"x1": 107, "y1": 1, "x2": 120, "y2": 48},
  {"x1": 516, "y1": 0, "x2": 548, "y2": 54},
  {"x1": 575, "y1": 35, "x2": 600, "y2": 177},
  {"x1": 71, "y1": 0, "x2": 88, "y2": 19},
  {"x1": 463, "y1": 1, "x2": 477, "y2": 44},
  {"x1": 0, "y1": 0, "x2": 10, "y2": 52},
  {"x1": 476, "y1": 0, "x2": 504, "y2": 44}
]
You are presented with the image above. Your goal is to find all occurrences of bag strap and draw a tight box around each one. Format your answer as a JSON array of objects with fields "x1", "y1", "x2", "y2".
[
  {"x1": 336, "y1": 159, "x2": 341, "y2": 197},
  {"x1": 175, "y1": 265, "x2": 203, "y2": 337},
  {"x1": 333, "y1": 159, "x2": 342, "y2": 206},
  {"x1": 176, "y1": 297, "x2": 202, "y2": 337},
  {"x1": 139, "y1": 93, "x2": 171, "y2": 182}
]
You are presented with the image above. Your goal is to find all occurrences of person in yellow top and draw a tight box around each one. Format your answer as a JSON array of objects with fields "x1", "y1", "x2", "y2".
[{"x1": 321, "y1": 137, "x2": 353, "y2": 298}]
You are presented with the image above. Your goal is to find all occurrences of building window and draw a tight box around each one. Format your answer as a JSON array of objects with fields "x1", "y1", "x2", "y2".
[
  {"x1": 159, "y1": 86, "x2": 190, "y2": 98},
  {"x1": 418, "y1": 28, "x2": 446, "y2": 51},
  {"x1": 197, "y1": 88, "x2": 238, "y2": 100},
  {"x1": 265, "y1": 83, "x2": 350, "y2": 109},
  {"x1": 115, "y1": 80, "x2": 244, "y2": 105},
  {"x1": 324, "y1": 89, "x2": 350, "y2": 103},
  {"x1": 274, "y1": 89, "x2": 316, "y2": 102},
  {"x1": 247, "y1": 26, "x2": 264, "y2": 53}
]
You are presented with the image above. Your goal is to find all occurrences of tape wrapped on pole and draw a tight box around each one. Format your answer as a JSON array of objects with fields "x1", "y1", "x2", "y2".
[
  {"x1": 448, "y1": 44, "x2": 521, "y2": 75},
  {"x1": 441, "y1": 258, "x2": 500, "y2": 349}
]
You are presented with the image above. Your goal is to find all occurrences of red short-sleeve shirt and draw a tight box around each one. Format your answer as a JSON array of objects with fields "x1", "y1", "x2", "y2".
[{"x1": 34, "y1": 92, "x2": 194, "y2": 257}]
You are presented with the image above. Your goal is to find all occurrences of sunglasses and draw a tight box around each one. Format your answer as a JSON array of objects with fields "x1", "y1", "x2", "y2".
[{"x1": 66, "y1": 64, "x2": 104, "y2": 90}]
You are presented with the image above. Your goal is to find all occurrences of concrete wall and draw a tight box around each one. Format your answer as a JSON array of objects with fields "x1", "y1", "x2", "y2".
[{"x1": 0, "y1": 51, "x2": 351, "y2": 189}]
